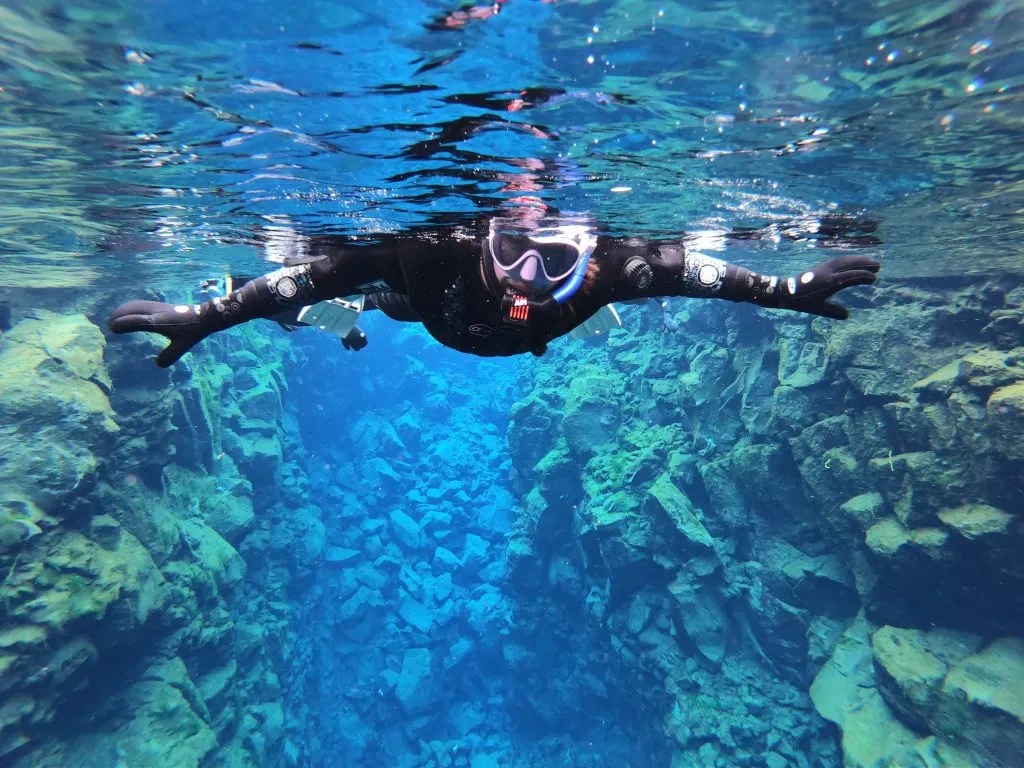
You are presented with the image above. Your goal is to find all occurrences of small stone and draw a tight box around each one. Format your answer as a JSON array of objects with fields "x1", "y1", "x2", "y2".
[
  {"x1": 433, "y1": 546, "x2": 462, "y2": 572},
  {"x1": 389, "y1": 510, "x2": 422, "y2": 550},
  {"x1": 399, "y1": 596, "x2": 434, "y2": 634},
  {"x1": 324, "y1": 547, "x2": 360, "y2": 566},
  {"x1": 461, "y1": 534, "x2": 490, "y2": 573}
]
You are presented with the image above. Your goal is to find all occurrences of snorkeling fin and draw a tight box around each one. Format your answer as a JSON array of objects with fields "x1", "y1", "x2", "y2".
[
  {"x1": 297, "y1": 295, "x2": 365, "y2": 340},
  {"x1": 570, "y1": 304, "x2": 622, "y2": 341}
]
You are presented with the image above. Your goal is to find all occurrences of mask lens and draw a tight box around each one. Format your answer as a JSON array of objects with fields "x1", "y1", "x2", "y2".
[
  {"x1": 494, "y1": 234, "x2": 532, "y2": 268},
  {"x1": 538, "y1": 243, "x2": 581, "y2": 279}
]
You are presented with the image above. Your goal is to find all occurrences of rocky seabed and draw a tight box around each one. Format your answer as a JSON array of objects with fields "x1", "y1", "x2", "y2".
[{"x1": 0, "y1": 274, "x2": 1021, "y2": 767}]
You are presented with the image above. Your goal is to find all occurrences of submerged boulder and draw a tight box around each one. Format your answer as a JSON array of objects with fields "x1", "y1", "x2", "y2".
[
  {"x1": 870, "y1": 625, "x2": 981, "y2": 731},
  {"x1": 647, "y1": 474, "x2": 716, "y2": 553},
  {"x1": 810, "y1": 615, "x2": 923, "y2": 768},
  {"x1": 934, "y1": 637, "x2": 1024, "y2": 765},
  {"x1": 389, "y1": 509, "x2": 423, "y2": 551},
  {"x1": 668, "y1": 577, "x2": 727, "y2": 666},
  {"x1": 987, "y1": 382, "x2": 1024, "y2": 460},
  {"x1": 395, "y1": 648, "x2": 434, "y2": 715},
  {"x1": 0, "y1": 311, "x2": 117, "y2": 543},
  {"x1": 937, "y1": 503, "x2": 1015, "y2": 541}
]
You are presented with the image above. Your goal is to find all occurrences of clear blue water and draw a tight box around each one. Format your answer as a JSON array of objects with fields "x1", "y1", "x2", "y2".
[
  {"x1": 1, "y1": 1, "x2": 1023, "y2": 766},
  {"x1": 3, "y1": 0, "x2": 1020, "y2": 280}
]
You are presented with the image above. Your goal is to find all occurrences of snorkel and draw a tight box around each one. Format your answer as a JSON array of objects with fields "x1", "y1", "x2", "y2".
[{"x1": 551, "y1": 241, "x2": 593, "y2": 304}]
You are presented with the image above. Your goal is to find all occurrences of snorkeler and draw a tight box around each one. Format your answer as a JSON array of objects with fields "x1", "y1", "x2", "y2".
[{"x1": 108, "y1": 216, "x2": 880, "y2": 367}]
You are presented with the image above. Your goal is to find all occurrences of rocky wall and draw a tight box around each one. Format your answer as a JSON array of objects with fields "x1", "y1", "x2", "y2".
[
  {"x1": 505, "y1": 274, "x2": 1024, "y2": 767},
  {"x1": 0, "y1": 307, "x2": 319, "y2": 767}
]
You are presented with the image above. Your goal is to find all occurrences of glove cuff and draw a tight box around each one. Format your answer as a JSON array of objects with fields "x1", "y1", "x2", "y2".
[
  {"x1": 720, "y1": 266, "x2": 795, "y2": 308},
  {"x1": 197, "y1": 264, "x2": 317, "y2": 331}
]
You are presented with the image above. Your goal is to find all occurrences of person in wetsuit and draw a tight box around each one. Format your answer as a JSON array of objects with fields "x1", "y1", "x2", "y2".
[{"x1": 107, "y1": 216, "x2": 880, "y2": 366}]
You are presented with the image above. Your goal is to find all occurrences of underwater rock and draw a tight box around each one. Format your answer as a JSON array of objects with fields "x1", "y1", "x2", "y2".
[
  {"x1": 6, "y1": 525, "x2": 166, "y2": 637},
  {"x1": 584, "y1": 497, "x2": 670, "y2": 600},
  {"x1": 864, "y1": 516, "x2": 949, "y2": 563},
  {"x1": 778, "y1": 338, "x2": 830, "y2": 389},
  {"x1": 985, "y1": 382, "x2": 1024, "y2": 460},
  {"x1": 337, "y1": 587, "x2": 379, "y2": 626},
  {"x1": 937, "y1": 503, "x2": 1015, "y2": 541},
  {"x1": 870, "y1": 625, "x2": 981, "y2": 732},
  {"x1": 560, "y1": 374, "x2": 621, "y2": 458},
  {"x1": 245, "y1": 701, "x2": 285, "y2": 757},
  {"x1": 934, "y1": 637, "x2": 1024, "y2": 765},
  {"x1": 146, "y1": 656, "x2": 213, "y2": 726},
  {"x1": 18, "y1": 678, "x2": 216, "y2": 768},
  {"x1": 460, "y1": 533, "x2": 490, "y2": 573},
  {"x1": 429, "y1": 572, "x2": 454, "y2": 602},
  {"x1": 835, "y1": 492, "x2": 885, "y2": 534},
  {"x1": 810, "y1": 615, "x2": 923, "y2": 768},
  {"x1": 169, "y1": 384, "x2": 218, "y2": 474},
  {"x1": 955, "y1": 348, "x2": 1024, "y2": 391},
  {"x1": 789, "y1": 415, "x2": 865, "y2": 508},
  {"x1": 668, "y1": 577, "x2": 727, "y2": 666},
  {"x1": 647, "y1": 474, "x2": 716, "y2": 553},
  {"x1": 298, "y1": 517, "x2": 327, "y2": 569},
  {"x1": 395, "y1": 648, "x2": 434, "y2": 715},
  {"x1": 178, "y1": 519, "x2": 245, "y2": 591},
  {"x1": 810, "y1": 616, "x2": 1014, "y2": 768},
  {"x1": 772, "y1": 546, "x2": 859, "y2": 620},
  {"x1": 196, "y1": 659, "x2": 237, "y2": 717},
  {"x1": 389, "y1": 509, "x2": 423, "y2": 550},
  {"x1": 324, "y1": 546, "x2": 360, "y2": 566},
  {"x1": 234, "y1": 372, "x2": 283, "y2": 423},
  {"x1": 741, "y1": 584, "x2": 810, "y2": 673},
  {"x1": 399, "y1": 596, "x2": 434, "y2": 635},
  {"x1": 881, "y1": 451, "x2": 963, "y2": 528},
  {"x1": 87, "y1": 513, "x2": 122, "y2": 550},
  {"x1": 0, "y1": 311, "x2": 117, "y2": 539},
  {"x1": 825, "y1": 304, "x2": 950, "y2": 398},
  {"x1": 547, "y1": 554, "x2": 583, "y2": 597},
  {"x1": 204, "y1": 488, "x2": 255, "y2": 545},
  {"x1": 625, "y1": 592, "x2": 656, "y2": 635}
]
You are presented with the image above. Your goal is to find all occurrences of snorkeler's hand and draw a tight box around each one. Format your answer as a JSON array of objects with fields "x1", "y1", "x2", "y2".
[
  {"x1": 779, "y1": 255, "x2": 880, "y2": 319},
  {"x1": 108, "y1": 300, "x2": 210, "y2": 367},
  {"x1": 341, "y1": 326, "x2": 368, "y2": 351}
]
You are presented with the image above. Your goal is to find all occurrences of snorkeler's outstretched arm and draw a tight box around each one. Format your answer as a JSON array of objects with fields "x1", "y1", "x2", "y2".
[
  {"x1": 602, "y1": 240, "x2": 879, "y2": 319},
  {"x1": 109, "y1": 241, "x2": 408, "y2": 367}
]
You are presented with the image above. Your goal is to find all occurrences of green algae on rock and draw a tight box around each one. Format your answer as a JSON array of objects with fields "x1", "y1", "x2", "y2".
[
  {"x1": 0, "y1": 311, "x2": 117, "y2": 551},
  {"x1": 871, "y1": 625, "x2": 981, "y2": 731},
  {"x1": 935, "y1": 637, "x2": 1024, "y2": 765},
  {"x1": 504, "y1": 271, "x2": 1024, "y2": 766}
]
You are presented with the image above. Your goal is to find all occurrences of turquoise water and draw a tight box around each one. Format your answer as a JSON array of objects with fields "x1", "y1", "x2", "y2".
[{"x1": 1, "y1": 1, "x2": 1023, "y2": 766}]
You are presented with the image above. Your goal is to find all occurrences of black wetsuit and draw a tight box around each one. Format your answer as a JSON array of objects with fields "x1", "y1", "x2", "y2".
[
  {"x1": 108, "y1": 222, "x2": 880, "y2": 367},
  {"x1": 268, "y1": 229, "x2": 761, "y2": 357}
]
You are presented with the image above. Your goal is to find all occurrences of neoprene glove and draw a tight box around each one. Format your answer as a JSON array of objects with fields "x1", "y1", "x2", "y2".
[
  {"x1": 108, "y1": 301, "x2": 211, "y2": 367},
  {"x1": 342, "y1": 326, "x2": 368, "y2": 351},
  {"x1": 758, "y1": 255, "x2": 880, "y2": 319}
]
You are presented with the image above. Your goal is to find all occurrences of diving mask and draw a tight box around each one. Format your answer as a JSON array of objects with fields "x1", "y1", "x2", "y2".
[{"x1": 487, "y1": 221, "x2": 597, "y2": 303}]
